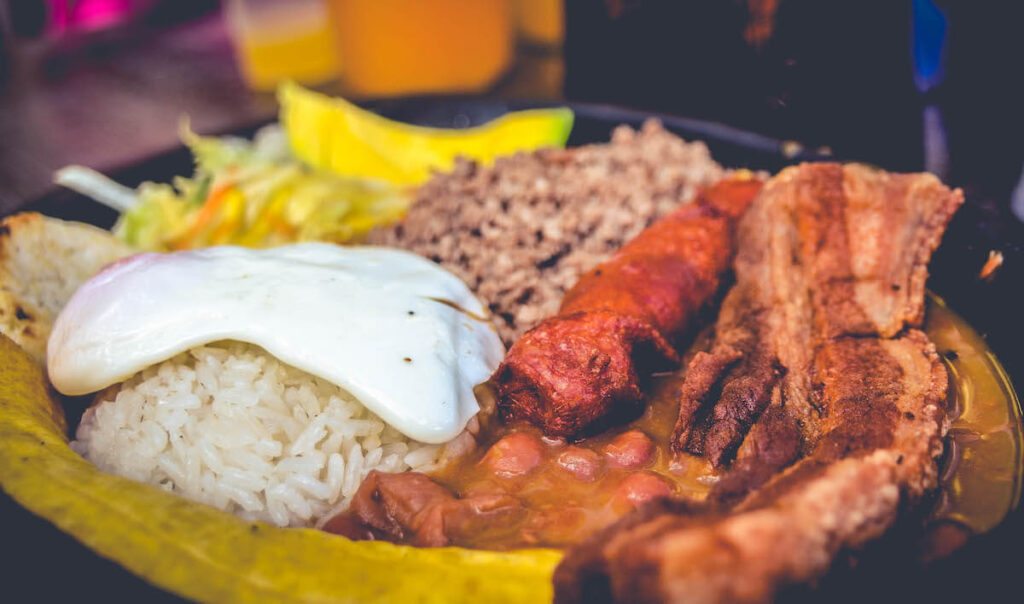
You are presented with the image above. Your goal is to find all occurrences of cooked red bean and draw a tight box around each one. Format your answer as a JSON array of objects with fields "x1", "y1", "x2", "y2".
[
  {"x1": 556, "y1": 446, "x2": 603, "y2": 482},
  {"x1": 481, "y1": 432, "x2": 545, "y2": 477},
  {"x1": 604, "y1": 430, "x2": 656, "y2": 469},
  {"x1": 614, "y1": 471, "x2": 673, "y2": 509}
]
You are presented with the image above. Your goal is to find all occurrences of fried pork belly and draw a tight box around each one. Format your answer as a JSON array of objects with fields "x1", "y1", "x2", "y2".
[{"x1": 555, "y1": 163, "x2": 963, "y2": 603}]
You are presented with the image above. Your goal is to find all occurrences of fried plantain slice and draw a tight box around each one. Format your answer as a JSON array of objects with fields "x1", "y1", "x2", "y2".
[{"x1": 0, "y1": 334, "x2": 561, "y2": 602}]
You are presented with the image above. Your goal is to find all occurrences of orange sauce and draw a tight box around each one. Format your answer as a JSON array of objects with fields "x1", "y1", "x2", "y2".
[
  {"x1": 925, "y1": 294, "x2": 1023, "y2": 533},
  {"x1": 428, "y1": 297, "x2": 1022, "y2": 550},
  {"x1": 430, "y1": 336, "x2": 719, "y2": 550}
]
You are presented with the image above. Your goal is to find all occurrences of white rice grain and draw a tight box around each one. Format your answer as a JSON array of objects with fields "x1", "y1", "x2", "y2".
[{"x1": 71, "y1": 341, "x2": 470, "y2": 528}]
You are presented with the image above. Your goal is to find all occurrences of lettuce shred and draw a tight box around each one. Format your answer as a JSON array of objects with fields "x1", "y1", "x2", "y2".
[{"x1": 80, "y1": 123, "x2": 410, "y2": 251}]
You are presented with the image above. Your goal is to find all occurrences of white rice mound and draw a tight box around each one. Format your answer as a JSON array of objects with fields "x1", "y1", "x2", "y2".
[{"x1": 71, "y1": 341, "x2": 477, "y2": 528}]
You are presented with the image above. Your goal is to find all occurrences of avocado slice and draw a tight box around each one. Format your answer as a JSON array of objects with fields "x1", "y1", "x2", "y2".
[{"x1": 279, "y1": 82, "x2": 574, "y2": 185}]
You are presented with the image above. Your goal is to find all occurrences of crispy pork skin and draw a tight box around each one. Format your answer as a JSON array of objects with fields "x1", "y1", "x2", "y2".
[{"x1": 555, "y1": 163, "x2": 962, "y2": 603}]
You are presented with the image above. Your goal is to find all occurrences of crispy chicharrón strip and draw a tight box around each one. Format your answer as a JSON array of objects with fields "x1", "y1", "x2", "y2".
[{"x1": 555, "y1": 163, "x2": 963, "y2": 603}]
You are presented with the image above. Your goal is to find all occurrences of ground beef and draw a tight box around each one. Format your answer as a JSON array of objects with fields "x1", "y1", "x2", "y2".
[{"x1": 366, "y1": 120, "x2": 724, "y2": 345}]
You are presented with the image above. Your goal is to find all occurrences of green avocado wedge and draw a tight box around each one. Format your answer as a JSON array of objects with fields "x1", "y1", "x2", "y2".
[{"x1": 0, "y1": 334, "x2": 561, "y2": 602}]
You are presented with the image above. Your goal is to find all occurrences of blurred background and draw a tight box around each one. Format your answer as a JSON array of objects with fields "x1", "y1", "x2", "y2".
[{"x1": 0, "y1": 0, "x2": 1021, "y2": 218}]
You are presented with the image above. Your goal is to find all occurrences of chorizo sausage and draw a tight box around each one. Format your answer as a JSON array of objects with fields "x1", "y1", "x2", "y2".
[{"x1": 492, "y1": 175, "x2": 764, "y2": 438}]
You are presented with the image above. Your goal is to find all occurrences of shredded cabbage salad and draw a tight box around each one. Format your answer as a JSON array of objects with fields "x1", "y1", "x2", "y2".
[{"x1": 56, "y1": 123, "x2": 410, "y2": 251}]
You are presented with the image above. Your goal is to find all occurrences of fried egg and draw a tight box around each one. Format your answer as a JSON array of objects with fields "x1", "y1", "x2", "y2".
[{"x1": 47, "y1": 243, "x2": 505, "y2": 443}]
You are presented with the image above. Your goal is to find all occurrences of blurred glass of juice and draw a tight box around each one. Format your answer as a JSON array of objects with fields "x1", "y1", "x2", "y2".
[
  {"x1": 515, "y1": 0, "x2": 564, "y2": 48},
  {"x1": 224, "y1": 0, "x2": 340, "y2": 90},
  {"x1": 328, "y1": 0, "x2": 514, "y2": 97}
]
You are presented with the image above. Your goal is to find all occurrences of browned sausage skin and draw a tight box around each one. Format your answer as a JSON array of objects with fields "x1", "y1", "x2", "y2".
[{"x1": 492, "y1": 176, "x2": 764, "y2": 439}]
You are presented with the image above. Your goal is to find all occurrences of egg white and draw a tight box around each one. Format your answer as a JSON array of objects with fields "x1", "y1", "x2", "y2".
[{"x1": 47, "y1": 244, "x2": 505, "y2": 444}]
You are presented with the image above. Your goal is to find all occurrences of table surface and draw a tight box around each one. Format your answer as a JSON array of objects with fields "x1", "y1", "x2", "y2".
[
  {"x1": 2, "y1": 5, "x2": 1022, "y2": 222},
  {"x1": 0, "y1": 16, "x2": 258, "y2": 213},
  {"x1": 0, "y1": 13, "x2": 564, "y2": 216}
]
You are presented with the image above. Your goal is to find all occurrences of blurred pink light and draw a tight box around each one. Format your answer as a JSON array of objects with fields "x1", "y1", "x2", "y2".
[{"x1": 47, "y1": 0, "x2": 135, "y2": 34}]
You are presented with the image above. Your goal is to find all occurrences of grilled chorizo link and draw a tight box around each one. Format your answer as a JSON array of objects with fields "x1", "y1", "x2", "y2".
[{"x1": 491, "y1": 176, "x2": 764, "y2": 438}]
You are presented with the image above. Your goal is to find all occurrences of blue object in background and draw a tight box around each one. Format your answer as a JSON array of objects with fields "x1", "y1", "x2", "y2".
[{"x1": 912, "y1": 0, "x2": 947, "y2": 93}]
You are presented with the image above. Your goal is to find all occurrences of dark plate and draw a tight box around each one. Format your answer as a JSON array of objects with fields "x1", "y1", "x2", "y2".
[{"x1": 3, "y1": 101, "x2": 1022, "y2": 602}]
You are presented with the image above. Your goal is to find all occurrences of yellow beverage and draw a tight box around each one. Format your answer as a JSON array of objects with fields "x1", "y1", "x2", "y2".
[
  {"x1": 515, "y1": 0, "x2": 564, "y2": 47},
  {"x1": 225, "y1": 0, "x2": 340, "y2": 91},
  {"x1": 328, "y1": 0, "x2": 514, "y2": 97}
]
